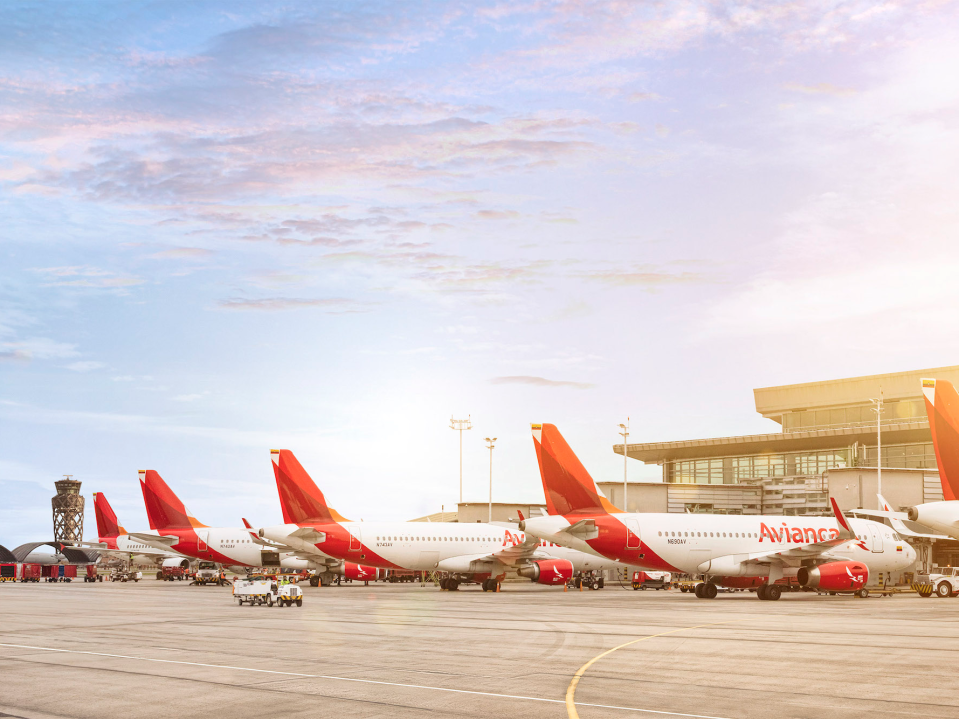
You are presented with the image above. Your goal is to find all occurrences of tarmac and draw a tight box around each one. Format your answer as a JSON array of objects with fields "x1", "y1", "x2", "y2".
[{"x1": 1, "y1": 580, "x2": 959, "y2": 719}]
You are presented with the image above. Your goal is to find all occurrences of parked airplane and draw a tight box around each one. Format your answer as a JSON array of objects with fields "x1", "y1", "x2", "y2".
[
  {"x1": 257, "y1": 449, "x2": 628, "y2": 591},
  {"x1": 897, "y1": 378, "x2": 959, "y2": 539},
  {"x1": 136, "y1": 469, "x2": 320, "y2": 574},
  {"x1": 72, "y1": 492, "x2": 190, "y2": 570},
  {"x1": 518, "y1": 423, "x2": 917, "y2": 600}
]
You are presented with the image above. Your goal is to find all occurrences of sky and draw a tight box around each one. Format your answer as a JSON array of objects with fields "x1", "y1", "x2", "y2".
[{"x1": 3, "y1": 0, "x2": 959, "y2": 548}]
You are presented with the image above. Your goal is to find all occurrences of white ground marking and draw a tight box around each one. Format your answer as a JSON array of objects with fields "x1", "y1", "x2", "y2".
[{"x1": 0, "y1": 642, "x2": 733, "y2": 719}]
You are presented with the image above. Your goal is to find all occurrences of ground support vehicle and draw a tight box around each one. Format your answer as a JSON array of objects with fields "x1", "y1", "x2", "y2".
[
  {"x1": 928, "y1": 567, "x2": 959, "y2": 598},
  {"x1": 677, "y1": 580, "x2": 698, "y2": 593},
  {"x1": 233, "y1": 578, "x2": 303, "y2": 607},
  {"x1": 193, "y1": 561, "x2": 228, "y2": 586},
  {"x1": 387, "y1": 570, "x2": 418, "y2": 583},
  {"x1": 632, "y1": 571, "x2": 671, "y2": 590},
  {"x1": 82, "y1": 564, "x2": 102, "y2": 582},
  {"x1": 20, "y1": 564, "x2": 41, "y2": 582},
  {"x1": 569, "y1": 571, "x2": 604, "y2": 591},
  {"x1": 156, "y1": 566, "x2": 190, "y2": 581},
  {"x1": 110, "y1": 570, "x2": 141, "y2": 582},
  {"x1": 43, "y1": 565, "x2": 78, "y2": 582},
  {"x1": 0, "y1": 563, "x2": 18, "y2": 582}
]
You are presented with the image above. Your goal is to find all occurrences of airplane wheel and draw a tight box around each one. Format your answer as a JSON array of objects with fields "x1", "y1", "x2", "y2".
[
  {"x1": 590, "y1": 580, "x2": 600, "y2": 590},
  {"x1": 857, "y1": 588, "x2": 870, "y2": 599},
  {"x1": 703, "y1": 582, "x2": 718, "y2": 599},
  {"x1": 448, "y1": 579, "x2": 459, "y2": 591},
  {"x1": 936, "y1": 583, "x2": 952, "y2": 598},
  {"x1": 766, "y1": 585, "x2": 782, "y2": 601},
  {"x1": 694, "y1": 583, "x2": 703, "y2": 598}
]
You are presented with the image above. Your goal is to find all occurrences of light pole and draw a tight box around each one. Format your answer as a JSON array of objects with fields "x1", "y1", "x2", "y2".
[
  {"x1": 485, "y1": 437, "x2": 497, "y2": 522},
  {"x1": 870, "y1": 388, "x2": 884, "y2": 505},
  {"x1": 449, "y1": 416, "x2": 472, "y2": 504},
  {"x1": 618, "y1": 419, "x2": 629, "y2": 511}
]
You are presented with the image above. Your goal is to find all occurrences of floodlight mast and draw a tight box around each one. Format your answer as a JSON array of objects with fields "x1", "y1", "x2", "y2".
[
  {"x1": 485, "y1": 437, "x2": 497, "y2": 522},
  {"x1": 618, "y1": 419, "x2": 630, "y2": 511},
  {"x1": 450, "y1": 416, "x2": 472, "y2": 504},
  {"x1": 871, "y1": 389, "x2": 884, "y2": 505}
]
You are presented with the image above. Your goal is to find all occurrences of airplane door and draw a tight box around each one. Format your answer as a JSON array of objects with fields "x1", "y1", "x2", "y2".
[
  {"x1": 866, "y1": 523, "x2": 884, "y2": 552},
  {"x1": 349, "y1": 528, "x2": 361, "y2": 552},
  {"x1": 198, "y1": 531, "x2": 208, "y2": 552},
  {"x1": 626, "y1": 518, "x2": 641, "y2": 549}
]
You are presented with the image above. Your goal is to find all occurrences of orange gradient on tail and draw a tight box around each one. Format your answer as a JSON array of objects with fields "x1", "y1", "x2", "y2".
[
  {"x1": 923, "y1": 378, "x2": 959, "y2": 502},
  {"x1": 92, "y1": 492, "x2": 126, "y2": 539},
  {"x1": 138, "y1": 470, "x2": 209, "y2": 530},
  {"x1": 271, "y1": 450, "x2": 350, "y2": 524},
  {"x1": 531, "y1": 423, "x2": 622, "y2": 515}
]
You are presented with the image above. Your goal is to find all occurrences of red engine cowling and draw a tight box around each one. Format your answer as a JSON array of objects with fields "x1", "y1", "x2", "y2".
[
  {"x1": 343, "y1": 563, "x2": 380, "y2": 581},
  {"x1": 517, "y1": 559, "x2": 574, "y2": 585},
  {"x1": 798, "y1": 561, "x2": 868, "y2": 591}
]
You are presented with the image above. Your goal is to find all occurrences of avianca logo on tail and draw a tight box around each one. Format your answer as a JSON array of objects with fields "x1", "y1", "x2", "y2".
[{"x1": 759, "y1": 522, "x2": 840, "y2": 543}]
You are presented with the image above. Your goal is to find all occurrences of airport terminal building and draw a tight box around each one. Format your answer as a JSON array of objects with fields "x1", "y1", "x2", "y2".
[{"x1": 601, "y1": 365, "x2": 959, "y2": 567}]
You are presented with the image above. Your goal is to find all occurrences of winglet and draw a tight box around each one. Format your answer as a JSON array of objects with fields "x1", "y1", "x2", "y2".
[
  {"x1": 877, "y1": 493, "x2": 893, "y2": 512},
  {"x1": 830, "y1": 497, "x2": 855, "y2": 540},
  {"x1": 241, "y1": 517, "x2": 260, "y2": 542}
]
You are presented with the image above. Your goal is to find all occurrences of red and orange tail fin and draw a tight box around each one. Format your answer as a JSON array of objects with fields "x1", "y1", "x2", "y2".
[
  {"x1": 138, "y1": 470, "x2": 209, "y2": 531},
  {"x1": 531, "y1": 424, "x2": 621, "y2": 516},
  {"x1": 923, "y1": 378, "x2": 959, "y2": 501},
  {"x1": 271, "y1": 450, "x2": 350, "y2": 524},
  {"x1": 92, "y1": 492, "x2": 126, "y2": 539}
]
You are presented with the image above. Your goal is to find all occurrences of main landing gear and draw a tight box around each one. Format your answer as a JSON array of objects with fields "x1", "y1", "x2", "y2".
[
  {"x1": 440, "y1": 577, "x2": 460, "y2": 591},
  {"x1": 481, "y1": 579, "x2": 499, "y2": 592},
  {"x1": 694, "y1": 582, "x2": 718, "y2": 599},
  {"x1": 756, "y1": 584, "x2": 782, "y2": 601}
]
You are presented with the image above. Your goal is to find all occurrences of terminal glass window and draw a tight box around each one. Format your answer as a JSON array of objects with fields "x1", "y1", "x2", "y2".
[
  {"x1": 667, "y1": 449, "x2": 849, "y2": 484},
  {"x1": 863, "y1": 442, "x2": 936, "y2": 470}
]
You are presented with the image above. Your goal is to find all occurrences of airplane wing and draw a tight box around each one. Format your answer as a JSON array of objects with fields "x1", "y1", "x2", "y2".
[{"x1": 705, "y1": 499, "x2": 858, "y2": 571}]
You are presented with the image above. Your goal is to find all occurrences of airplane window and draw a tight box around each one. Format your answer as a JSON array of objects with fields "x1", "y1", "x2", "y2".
[{"x1": 710, "y1": 532, "x2": 714, "y2": 537}]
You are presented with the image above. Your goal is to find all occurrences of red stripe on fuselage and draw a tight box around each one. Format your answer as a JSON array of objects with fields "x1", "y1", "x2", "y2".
[
  {"x1": 571, "y1": 513, "x2": 681, "y2": 572},
  {"x1": 296, "y1": 522, "x2": 404, "y2": 570}
]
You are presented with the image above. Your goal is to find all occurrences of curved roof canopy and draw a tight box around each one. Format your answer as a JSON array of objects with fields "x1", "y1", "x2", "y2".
[{"x1": 11, "y1": 541, "x2": 100, "y2": 564}]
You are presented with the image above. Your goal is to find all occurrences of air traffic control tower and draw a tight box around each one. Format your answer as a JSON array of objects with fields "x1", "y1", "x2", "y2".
[
  {"x1": 52, "y1": 475, "x2": 85, "y2": 544},
  {"x1": 605, "y1": 366, "x2": 959, "y2": 527}
]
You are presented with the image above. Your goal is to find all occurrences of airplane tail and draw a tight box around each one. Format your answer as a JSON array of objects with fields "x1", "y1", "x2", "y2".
[
  {"x1": 271, "y1": 450, "x2": 350, "y2": 524},
  {"x1": 531, "y1": 424, "x2": 622, "y2": 516},
  {"x1": 922, "y1": 378, "x2": 959, "y2": 501},
  {"x1": 138, "y1": 470, "x2": 209, "y2": 531},
  {"x1": 92, "y1": 492, "x2": 126, "y2": 539}
]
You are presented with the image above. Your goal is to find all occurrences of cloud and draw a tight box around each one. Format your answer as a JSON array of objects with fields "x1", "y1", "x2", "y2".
[
  {"x1": 216, "y1": 297, "x2": 369, "y2": 312},
  {"x1": 627, "y1": 92, "x2": 661, "y2": 102},
  {"x1": 0, "y1": 338, "x2": 79, "y2": 362},
  {"x1": 172, "y1": 391, "x2": 210, "y2": 402},
  {"x1": 784, "y1": 82, "x2": 857, "y2": 97},
  {"x1": 489, "y1": 375, "x2": 596, "y2": 389},
  {"x1": 149, "y1": 247, "x2": 214, "y2": 259},
  {"x1": 476, "y1": 210, "x2": 520, "y2": 220},
  {"x1": 32, "y1": 266, "x2": 144, "y2": 289},
  {"x1": 584, "y1": 268, "x2": 706, "y2": 288},
  {"x1": 65, "y1": 361, "x2": 105, "y2": 372}
]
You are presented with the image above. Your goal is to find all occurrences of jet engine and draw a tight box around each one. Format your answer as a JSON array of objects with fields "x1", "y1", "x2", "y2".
[
  {"x1": 343, "y1": 563, "x2": 381, "y2": 581},
  {"x1": 516, "y1": 559, "x2": 574, "y2": 585},
  {"x1": 797, "y1": 561, "x2": 868, "y2": 591}
]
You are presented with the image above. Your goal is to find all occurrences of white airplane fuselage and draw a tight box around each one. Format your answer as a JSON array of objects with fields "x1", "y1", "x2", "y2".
[{"x1": 520, "y1": 512, "x2": 916, "y2": 578}]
